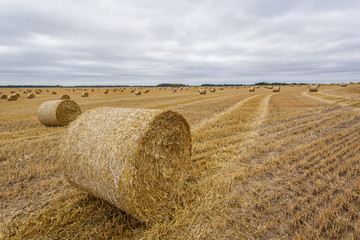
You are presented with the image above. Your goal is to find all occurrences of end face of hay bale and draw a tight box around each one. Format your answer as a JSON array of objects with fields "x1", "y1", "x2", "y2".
[
  {"x1": 60, "y1": 94, "x2": 70, "y2": 100},
  {"x1": 60, "y1": 108, "x2": 192, "y2": 223},
  {"x1": 38, "y1": 100, "x2": 81, "y2": 126},
  {"x1": 309, "y1": 86, "x2": 318, "y2": 92},
  {"x1": 249, "y1": 87, "x2": 255, "y2": 92},
  {"x1": 81, "y1": 92, "x2": 89, "y2": 97},
  {"x1": 273, "y1": 86, "x2": 280, "y2": 92}
]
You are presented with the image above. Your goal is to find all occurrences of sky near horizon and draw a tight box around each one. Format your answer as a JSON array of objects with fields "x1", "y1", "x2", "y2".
[{"x1": 0, "y1": 0, "x2": 359, "y2": 86}]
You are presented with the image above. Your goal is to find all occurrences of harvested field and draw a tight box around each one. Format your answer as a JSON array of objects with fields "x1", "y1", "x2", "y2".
[{"x1": 1, "y1": 85, "x2": 360, "y2": 239}]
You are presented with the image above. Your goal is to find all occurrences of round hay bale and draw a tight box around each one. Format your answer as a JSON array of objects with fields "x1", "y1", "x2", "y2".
[
  {"x1": 60, "y1": 94, "x2": 70, "y2": 100},
  {"x1": 172, "y1": 89, "x2": 177, "y2": 92},
  {"x1": 37, "y1": 100, "x2": 81, "y2": 126},
  {"x1": 60, "y1": 108, "x2": 192, "y2": 223},
  {"x1": 81, "y1": 92, "x2": 89, "y2": 97},
  {"x1": 52, "y1": 91, "x2": 57, "y2": 95},
  {"x1": 135, "y1": 91, "x2": 141, "y2": 95},
  {"x1": 7, "y1": 95, "x2": 17, "y2": 101},
  {"x1": 249, "y1": 87, "x2": 255, "y2": 92},
  {"x1": 27, "y1": 93, "x2": 35, "y2": 99},
  {"x1": 309, "y1": 86, "x2": 318, "y2": 92},
  {"x1": 199, "y1": 89, "x2": 206, "y2": 94},
  {"x1": 104, "y1": 89, "x2": 109, "y2": 94},
  {"x1": 273, "y1": 87, "x2": 280, "y2": 92},
  {"x1": 341, "y1": 83, "x2": 347, "y2": 87},
  {"x1": 209, "y1": 88, "x2": 215, "y2": 92},
  {"x1": 1, "y1": 94, "x2": 8, "y2": 99}
]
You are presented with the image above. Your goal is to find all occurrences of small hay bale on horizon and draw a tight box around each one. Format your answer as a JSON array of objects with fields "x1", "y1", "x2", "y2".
[
  {"x1": 273, "y1": 86, "x2": 280, "y2": 92},
  {"x1": 37, "y1": 100, "x2": 81, "y2": 126},
  {"x1": 81, "y1": 92, "x2": 89, "y2": 97},
  {"x1": 199, "y1": 88, "x2": 206, "y2": 94},
  {"x1": 341, "y1": 83, "x2": 347, "y2": 87},
  {"x1": 309, "y1": 86, "x2": 318, "y2": 92},
  {"x1": 52, "y1": 91, "x2": 57, "y2": 95},
  {"x1": 8, "y1": 95, "x2": 17, "y2": 101},
  {"x1": 60, "y1": 94, "x2": 70, "y2": 100},
  {"x1": 60, "y1": 107, "x2": 192, "y2": 224},
  {"x1": 27, "y1": 93, "x2": 35, "y2": 99},
  {"x1": 249, "y1": 86, "x2": 255, "y2": 92}
]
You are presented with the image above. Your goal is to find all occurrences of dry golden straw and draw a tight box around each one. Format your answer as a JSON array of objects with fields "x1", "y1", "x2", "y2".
[
  {"x1": 309, "y1": 86, "x2": 318, "y2": 92},
  {"x1": 60, "y1": 107, "x2": 192, "y2": 224},
  {"x1": 60, "y1": 94, "x2": 70, "y2": 100},
  {"x1": 37, "y1": 100, "x2": 81, "y2": 126},
  {"x1": 273, "y1": 86, "x2": 280, "y2": 92}
]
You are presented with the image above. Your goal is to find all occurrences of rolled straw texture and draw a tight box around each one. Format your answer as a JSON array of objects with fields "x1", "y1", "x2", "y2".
[
  {"x1": 273, "y1": 86, "x2": 280, "y2": 92},
  {"x1": 309, "y1": 86, "x2": 318, "y2": 92},
  {"x1": 37, "y1": 100, "x2": 81, "y2": 126},
  {"x1": 60, "y1": 107, "x2": 192, "y2": 223},
  {"x1": 60, "y1": 94, "x2": 70, "y2": 100}
]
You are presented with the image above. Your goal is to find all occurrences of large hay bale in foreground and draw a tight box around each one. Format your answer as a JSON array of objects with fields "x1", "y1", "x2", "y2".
[
  {"x1": 60, "y1": 94, "x2": 70, "y2": 100},
  {"x1": 273, "y1": 87, "x2": 280, "y2": 92},
  {"x1": 309, "y1": 86, "x2": 318, "y2": 92},
  {"x1": 0, "y1": 94, "x2": 7, "y2": 99},
  {"x1": 60, "y1": 108, "x2": 192, "y2": 223},
  {"x1": 37, "y1": 100, "x2": 81, "y2": 126}
]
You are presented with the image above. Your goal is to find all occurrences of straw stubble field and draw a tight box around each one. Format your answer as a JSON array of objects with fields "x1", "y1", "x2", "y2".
[{"x1": 1, "y1": 84, "x2": 360, "y2": 239}]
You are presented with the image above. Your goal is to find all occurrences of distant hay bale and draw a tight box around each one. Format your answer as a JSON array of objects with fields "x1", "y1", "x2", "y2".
[
  {"x1": 10, "y1": 90, "x2": 16, "y2": 94},
  {"x1": 1, "y1": 94, "x2": 8, "y2": 99},
  {"x1": 37, "y1": 100, "x2": 81, "y2": 126},
  {"x1": 8, "y1": 95, "x2": 17, "y2": 101},
  {"x1": 341, "y1": 83, "x2": 347, "y2": 87},
  {"x1": 60, "y1": 108, "x2": 192, "y2": 223},
  {"x1": 131, "y1": 89, "x2": 135, "y2": 93},
  {"x1": 60, "y1": 94, "x2": 70, "y2": 100},
  {"x1": 249, "y1": 87, "x2": 255, "y2": 92},
  {"x1": 144, "y1": 89, "x2": 150, "y2": 93},
  {"x1": 81, "y1": 92, "x2": 89, "y2": 97},
  {"x1": 52, "y1": 91, "x2": 57, "y2": 95},
  {"x1": 273, "y1": 87, "x2": 280, "y2": 92},
  {"x1": 309, "y1": 86, "x2": 318, "y2": 92},
  {"x1": 172, "y1": 89, "x2": 177, "y2": 92},
  {"x1": 267, "y1": 86, "x2": 273, "y2": 89},
  {"x1": 27, "y1": 93, "x2": 35, "y2": 99},
  {"x1": 209, "y1": 88, "x2": 216, "y2": 92},
  {"x1": 135, "y1": 91, "x2": 141, "y2": 95},
  {"x1": 104, "y1": 89, "x2": 109, "y2": 94},
  {"x1": 219, "y1": 87, "x2": 223, "y2": 90},
  {"x1": 35, "y1": 91, "x2": 40, "y2": 94},
  {"x1": 199, "y1": 89, "x2": 206, "y2": 94}
]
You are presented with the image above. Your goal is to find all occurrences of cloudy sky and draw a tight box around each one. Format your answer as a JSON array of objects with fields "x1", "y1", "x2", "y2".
[{"x1": 0, "y1": 0, "x2": 359, "y2": 86}]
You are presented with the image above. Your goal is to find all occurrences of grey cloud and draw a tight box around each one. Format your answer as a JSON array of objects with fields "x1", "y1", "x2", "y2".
[{"x1": 0, "y1": 0, "x2": 359, "y2": 85}]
